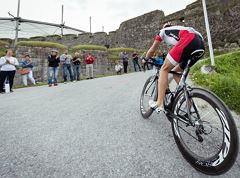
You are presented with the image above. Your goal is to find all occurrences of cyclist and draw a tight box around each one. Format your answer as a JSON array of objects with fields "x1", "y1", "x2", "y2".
[{"x1": 142, "y1": 22, "x2": 205, "y2": 113}]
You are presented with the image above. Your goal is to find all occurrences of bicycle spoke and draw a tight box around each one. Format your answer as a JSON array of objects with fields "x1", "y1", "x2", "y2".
[
  {"x1": 174, "y1": 94, "x2": 225, "y2": 159},
  {"x1": 178, "y1": 125, "x2": 199, "y2": 141}
]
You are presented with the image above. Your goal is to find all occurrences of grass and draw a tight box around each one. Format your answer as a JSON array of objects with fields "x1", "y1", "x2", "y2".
[
  {"x1": 30, "y1": 36, "x2": 46, "y2": 40},
  {"x1": 71, "y1": 44, "x2": 107, "y2": 51},
  {"x1": 0, "y1": 39, "x2": 12, "y2": 44},
  {"x1": 63, "y1": 34, "x2": 78, "y2": 37},
  {"x1": 191, "y1": 50, "x2": 240, "y2": 114},
  {"x1": 108, "y1": 47, "x2": 145, "y2": 53},
  {"x1": 0, "y1": 40, "x2": 9, "y2": 47},
  {"x1": 46, "y1": 34, "x2": 61, "y2": 38},
  {"x1": 14, "y1": 82, "x2": 48, "y2": 89},
  {"x1": 0, "y1": 48, "x2": 5, "y2": 57},
  {"x1": 17, "y1": 41, "x2": 66, "y2": 49}
]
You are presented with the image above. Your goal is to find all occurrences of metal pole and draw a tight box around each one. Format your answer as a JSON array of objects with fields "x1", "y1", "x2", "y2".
[
  {"x1": 61, "y1": 5, "x2": 64, "y2": 37},
  {"x1": 14, "y1": 0, "x2": 20, "y2": 49},
  {"x1": 90, "y1": 16, "x2": 92, "y2": 33},
  {"x1": 102, "y1": 26, "x2": 104, "y2": 32},
  {"x1": 202, "y1": 0, "x2": 215, "y2": 66}
]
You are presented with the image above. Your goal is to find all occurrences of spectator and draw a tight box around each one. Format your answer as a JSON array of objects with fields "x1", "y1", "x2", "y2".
[
  {"x1": 71, "y1": 52, "x2": 81, "y2": 81},
  {"x1": 132, "y1": 52, "x2": 141, "y2": 72},
  {"x1": 20, "y1": 53, "x2": 36, "y2": 86},
  {"x1": 60, "y1": 49, "x2": 74, "y2": 83},
  {"x1": 85, "y1": 53, "x2": 94, "y2": 79},
  {"x1": 0, "y1": 49, "x2": 19, "y2": 93},
  {"x1": 155, "y1": 51, "x2": 164, "y2": 65},
  {"x1": 48, "y1": 49, "x2": 60, "y2": 87},
  {"x1": 115, "y1": 61, "x2": 123, "y2": 75},
  {"x1": 121, "y1": 51, "x2": 128, "y2": 73}
]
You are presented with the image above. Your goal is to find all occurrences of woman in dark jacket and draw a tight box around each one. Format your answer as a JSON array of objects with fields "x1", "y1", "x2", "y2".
[
  {"x1": 121, "y1": 51, "x2": 128, "y2": 73},
  {"x1": 48, "y1": 49, "x2": 60, "y2": 87},
  {"x1": 71, "y1": 52, "x2": 81, "y2": 81}
]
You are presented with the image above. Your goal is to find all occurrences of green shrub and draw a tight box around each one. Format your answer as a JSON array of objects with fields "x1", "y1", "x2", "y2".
[
  {"x1": 71, "y1": 44, "x2": 107, "y2": 51},
  {"x1": 79, "y1": 32, "x2": 92, "y2": 36},
  {"x1": 0, "y1": 38, "x2": 12, "y2": 44},
  {"x1": 63, "y1": 34, "x2": 78, "y2": 37},
  {"x1": 0, "y1": 40, "x2": 9, "y2": 47},
  {"x1": 191, "y1": 50, "x2": 240, "y2": 114},
  {"x1": 46, "y1": 34, "x2": 61, "y2": 38},
  {"x1": 0, "y1": 48, "x2": 6, "y2": 57},
  {"x1": 108, "y1": 47, "x2": 145, "y2": 53},
  {"x1": 17, "y1": 41, "x2": 66, "y2": 49},
  {"x1": 30, "y1": 36, "x2": 46, "y2": 41}
]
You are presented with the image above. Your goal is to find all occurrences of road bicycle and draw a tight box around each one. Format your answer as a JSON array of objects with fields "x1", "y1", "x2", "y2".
[{"x1": 140, "y1": 49, "x2": 239, "y2": 175}]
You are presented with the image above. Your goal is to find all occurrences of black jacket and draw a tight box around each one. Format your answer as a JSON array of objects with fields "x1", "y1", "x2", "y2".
[
  {"x1": 48, "y1": 55, "x2": 60, "y2": 67},
  {"x1": 72, "y1": 57, "x2": 81, "y2": 65}
]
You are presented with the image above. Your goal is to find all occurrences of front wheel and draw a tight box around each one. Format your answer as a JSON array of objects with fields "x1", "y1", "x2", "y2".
[
  {"x1": 140, "y1": 76, "x2": 158, "y2": 119},
  {"x1": 171, "y1": 88, "x2": 239, "y2": 175}
]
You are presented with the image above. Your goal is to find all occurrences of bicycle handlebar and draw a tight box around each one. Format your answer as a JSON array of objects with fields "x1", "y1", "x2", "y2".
[
  {"x1": 142, "y1": 58, "x2": 182, "y2": 76},
  {"x1": 141, "y1": 58, "x2": 161, "y2": 71}
]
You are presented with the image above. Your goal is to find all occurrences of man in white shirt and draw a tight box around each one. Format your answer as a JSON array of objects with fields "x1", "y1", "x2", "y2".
[{"x1": 0, "y1": 49, "x2": 19, "y2": 93}]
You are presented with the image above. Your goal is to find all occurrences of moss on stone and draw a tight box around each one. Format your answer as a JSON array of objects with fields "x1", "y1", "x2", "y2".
[
  {"x1": 63, "y1": 34, "x2": 78, "y2": 37},
  {"x1": 17, "y1": 41, "x2": 66, "y2": 49},
  {"x1": 0, "y1": 48, "x2": 6, "y2": 57},
  {"x1": 0, "y1": 40, "x2": 9, "y2": 47},
  {"x1": 46, "y1": 34, "x2": 62, "y2": 38},
  {"x1": 108, "y1": 48, "x2": 145, "y2": 53},
  {"x1": 30, "y1": 36, "x2": 46, "y2": 41},
  {"x1": 71, "y1": 44, "x2": 107, "y2": 51}
]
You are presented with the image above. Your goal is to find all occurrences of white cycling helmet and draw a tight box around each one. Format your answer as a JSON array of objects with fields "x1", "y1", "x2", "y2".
[{"x1": 163, "y1": 22, "x2": 172, "y2": 28}]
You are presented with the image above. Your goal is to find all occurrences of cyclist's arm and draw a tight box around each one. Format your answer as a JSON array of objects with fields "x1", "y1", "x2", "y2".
[{"x1": 145, "y1": 40, "x2": 161, "y2": 60}]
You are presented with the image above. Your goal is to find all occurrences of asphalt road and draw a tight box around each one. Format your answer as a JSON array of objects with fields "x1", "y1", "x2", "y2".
[{"x1": 0, "y1": 71, "x2": 240, "y2": 178}]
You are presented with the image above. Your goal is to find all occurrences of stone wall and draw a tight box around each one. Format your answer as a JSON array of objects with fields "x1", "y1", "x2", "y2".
[
  {"x1": 183, "y1": 0, "x2": 240, "y2": 49},
  {"x1": 2, "y1": 0, "x2": 239, "y2": 51},
  {"x1": 109, "y1": 0, "x2": 240, "y2": 50},
  {"x1": 8, "y1": 0, "x2": 237, "y2": 51},
  {"x1": 27, "y1": 32, "x2": 109, "y2": 48},
  {"x1": 111, "y1": 10, "x2": 165, "y2": 49}
]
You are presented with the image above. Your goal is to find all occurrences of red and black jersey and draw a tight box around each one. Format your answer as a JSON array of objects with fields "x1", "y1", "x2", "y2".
[{"x1": 155, "y1": 26, "x2": 203, "y2": 46}]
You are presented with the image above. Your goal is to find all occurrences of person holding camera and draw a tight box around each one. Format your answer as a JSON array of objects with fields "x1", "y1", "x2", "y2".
[
  {"x1": 48, "y1": 49, "x2": 60, "y2": 87},
  {"x1": 20, "y1": 53, "x2": 36, "y2": 86},
  {"x1": 60, "y1": 49, "x2": 74, "y2": 83},
  {"x1": 0, "y1": 49, "x2": 19, "y2": 93},
  {"x1": 71, "y1": 52, "x2": 82, "y2": 81}
]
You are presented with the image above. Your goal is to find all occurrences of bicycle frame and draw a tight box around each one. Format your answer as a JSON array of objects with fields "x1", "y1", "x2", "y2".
[{"x1": 146, "y1": 59, "x2": 199, "y2": 126}]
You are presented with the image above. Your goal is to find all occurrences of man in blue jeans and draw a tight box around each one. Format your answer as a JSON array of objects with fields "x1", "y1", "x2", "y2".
[
  {"x1": 60, "y1": 49, "x2": 74, "y2": 83},
  {"x1": 132, "y1": 52, "x2": 141, "y2": 72},
  {"x1": 48, "y1": 49, "x2": 60, "y2": 87}
]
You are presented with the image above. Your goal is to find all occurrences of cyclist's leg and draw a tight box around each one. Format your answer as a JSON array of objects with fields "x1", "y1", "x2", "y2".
[
  {"x1": 172, "y1": 65, "x2": 183, "y2": 84},
  {"x1": 154, "y1": 34, "x2": 195, "y2": 108},
  {"x1": 156, "y1": 59, "x2": 175, "y2": 107}
]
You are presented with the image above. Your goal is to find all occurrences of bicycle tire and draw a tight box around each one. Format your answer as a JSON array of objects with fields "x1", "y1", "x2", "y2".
[
  {"x1": 140, "y1": 76, "x2": 158, "y2": 119},
  {"x1": 171, "y1": 88, "x2": 239, "y2": 175}
]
